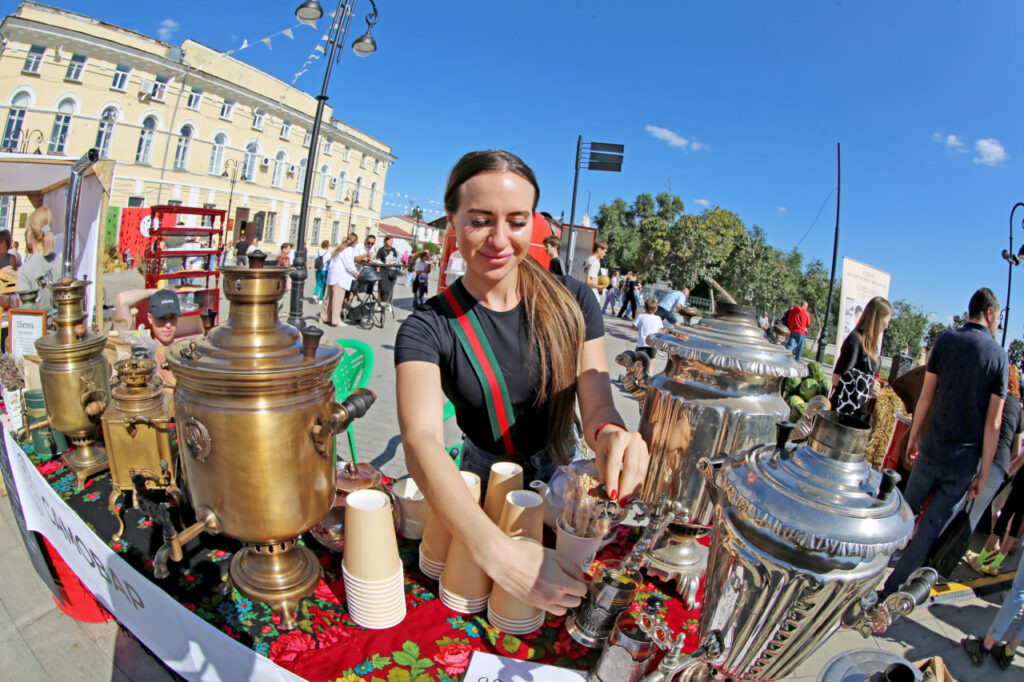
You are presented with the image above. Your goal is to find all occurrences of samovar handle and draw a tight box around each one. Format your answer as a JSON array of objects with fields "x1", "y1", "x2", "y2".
[
  {"x1": 696, "y1": 457, "x2": 725, "y2": 505},
  {"x1": 79, "y1": 375, "x2": 108, "y2": 420}
]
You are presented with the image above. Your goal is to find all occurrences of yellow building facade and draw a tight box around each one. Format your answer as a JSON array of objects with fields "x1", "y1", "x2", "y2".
[{"x1": 0, "y1": 1, "x2": 394, "y2": 247}]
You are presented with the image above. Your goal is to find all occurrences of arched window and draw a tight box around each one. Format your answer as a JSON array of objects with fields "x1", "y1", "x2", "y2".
[
  {"x1": 272, "y1": 150, "x2": 287, "y2": 187},
  {"x1": 173, "y1": 124, "x2": 193, "y2": 169},
  {"x1": 353, "y1": 177, "x2": 363, "y2": 205},
  {"x1": 135, "y1": 115, "x2": 157, "y2": 164},
  {"x1": 48, "y1": 97, "x2": 75, "y2": 154},
  {"x1": 209, "y1": 133, "x2": 226, "y2": 174},
  {"x1": 242, "y1": 142, "x2": 259, "y2": 180},
  {"x1": 95, "y1": 107, "x2": 117, "y2": 157},
  {"x1": 370, "y1": 181, "x2": 379, "y2": 209},
  {"x1": 2, "y1": 91, "x2": 31, "y2": 152},
  {"x1": 295, "y1": 158, "x2": 307, "y2": 192},
  {"x1": 336, "y1": 171, "x2": 348, "y2": 201},
  {"x1": 317, "y1": 164, "x2": 329, "y2": 197}
]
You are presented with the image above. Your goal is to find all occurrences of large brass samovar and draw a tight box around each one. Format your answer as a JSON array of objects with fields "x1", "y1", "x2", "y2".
[
  {"x1": 36, "y1": 278, "x2": 111, "y2": 489},
  {"x1": 618, "y1": 303, "x2": 805, "y2": 596},
  {"x1": 101, "y1": 357, "x2": 179, "y2": 541},
  {"x1": 693, "y1": 413, "x2": 917, "y2": 681},
  {"x1": 163, "y1": 253, "x2": 375, "y2": 628}
]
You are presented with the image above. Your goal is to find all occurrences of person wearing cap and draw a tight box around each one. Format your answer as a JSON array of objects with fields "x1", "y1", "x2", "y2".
[{"x1": 114, "y1": 288, "x2": 190, "y2": 389}]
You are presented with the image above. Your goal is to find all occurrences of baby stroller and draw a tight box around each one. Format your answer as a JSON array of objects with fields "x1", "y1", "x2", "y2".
[{"x1": 346, "y1": 267, "x2": 385, "y2": 329}]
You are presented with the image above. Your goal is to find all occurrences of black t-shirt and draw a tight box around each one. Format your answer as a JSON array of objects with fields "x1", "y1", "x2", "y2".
[
  {"x1": 395, "y1": 275, "x2": 604, "y2": 457},
  {"x1": 922, "y1": 322, "x2": 1009, "y2": 471},
  {"x1": 548, "y1": 257, "x2": 565, "y2": 276},
  {"x1": 376, "y1": 246, "x2": 398, "y2": 280},
  {"x1": 994, "y1": 394, "x2": 1022, "y2": 475},
  {"x1": 234, "y1": 240, "x2": 248, "y2": 258},
  {"x1": 829, "y1": 330, "x2": 879, "y2": 420}
]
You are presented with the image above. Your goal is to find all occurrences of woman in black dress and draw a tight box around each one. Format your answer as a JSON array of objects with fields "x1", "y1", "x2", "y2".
[{"x1": 829, "y1": 296, "x2": 892, "y2": 424}]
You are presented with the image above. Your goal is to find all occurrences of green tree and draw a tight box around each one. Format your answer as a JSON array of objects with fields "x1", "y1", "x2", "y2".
[
  {"x1": 717, "y1": 225, "x2": 798, "y2": 317},
  {"x1": 882, "y1": 300, "x2": 930, "y2": 356},
  {"x1": 594, "y1": 198, "x2": 638, "y2": 273},
  {"x1": 667, "y1": 207, "x2": 745, "y2": 289},
  {"x1": 410, "y1": 205, "x2": 424, "y2": 220},
  {"x1": 1008, "y1": 339, "x2": 1024, "y2": 369}
]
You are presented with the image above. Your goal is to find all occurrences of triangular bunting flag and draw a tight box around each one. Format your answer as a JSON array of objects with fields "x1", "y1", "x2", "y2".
[
  {"x1": 283, "y1": 28, "x2": 294, "y2": 39},
  {"x1": 261, "y1": 37, "x2": 272, "y2": 49},
  {"x1": 240, "y1": 39, "x2": 249, "y2": 50},
  {"x1": 321, "y1": 34, "x2": 329, "y2": 41},
  {"x1": 314, "y1": 44, "x2": 325, "y2": 53}
]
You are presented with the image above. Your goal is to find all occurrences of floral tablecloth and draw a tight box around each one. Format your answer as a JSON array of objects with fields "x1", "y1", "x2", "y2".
[{"x1": 25, "y1": 441, "x2": 703, "y2": 682}]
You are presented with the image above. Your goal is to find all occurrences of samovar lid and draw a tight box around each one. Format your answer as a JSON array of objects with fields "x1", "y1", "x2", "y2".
[
  {"x1": 166, "y1": 254, "x2": 340, "y2": 379},
  {"x1": 652, "y1": 302, "x2": 806, "y2": 379},
  {"x1": 35, "y1": 278, "x2": 107, "y2": 357},
  {"x1": 718, "y1": 411, "x2": 914, "y2": 559}
]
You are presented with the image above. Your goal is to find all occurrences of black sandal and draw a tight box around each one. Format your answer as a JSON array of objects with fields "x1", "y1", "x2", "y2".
[
  {"x1": 962, "y1": 637, "x2": 989, "y2": 667},
  {"x1": 992, "y1": 643, "x2": 1015, "y2": 671}
]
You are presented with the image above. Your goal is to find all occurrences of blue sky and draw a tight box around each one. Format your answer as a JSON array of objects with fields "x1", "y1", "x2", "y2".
[{"x1": 12, "y1": 1, "x2": 1023, "y2": 329}]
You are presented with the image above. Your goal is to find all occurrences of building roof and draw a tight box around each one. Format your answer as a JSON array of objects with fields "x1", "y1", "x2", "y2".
[{"x1": 379, "y1": 223, "x2": 413, "y2": 239}]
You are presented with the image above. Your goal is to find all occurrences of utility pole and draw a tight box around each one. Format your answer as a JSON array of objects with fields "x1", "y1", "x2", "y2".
[{"x1": 816, "y1": 142, "x2": 841, "y2": 363}]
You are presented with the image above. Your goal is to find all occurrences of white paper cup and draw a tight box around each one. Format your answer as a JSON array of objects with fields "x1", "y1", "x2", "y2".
[
  {"x1": 498, "y1": 490, "x2": 544, "y2": 541},
  {"x1": 555, "y1": 520, "x2": 603, "y2": 574},
  {"x1": 393, "y1": 477, "x2": 427, "y2": 540},
  {"x1": 418, "y1": 551, "x2": 444, "y2": 579},
  {"x1": 483, "y1": 462, "x2": 524, "y2": 524}
]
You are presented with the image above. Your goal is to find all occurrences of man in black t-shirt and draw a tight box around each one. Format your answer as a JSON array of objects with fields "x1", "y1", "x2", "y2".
[
  {"x1": 234, "y1": 222, "x2": 250, "y2": 267},
  {"x1": 375, "y1": 236, "x2": 399, "y2": 307},
  {"x1": 543, "y1": 236, "x2": 565, "y2": 277},
  {"x1": 881, "y1": 287, "x2": 1008, "y2": 596}
]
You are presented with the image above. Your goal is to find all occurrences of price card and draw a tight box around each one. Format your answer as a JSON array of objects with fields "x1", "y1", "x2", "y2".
[
  {"x1": 7, "y1": 309, "x2": 47, "y2": 358},
  {"x1": 462, "y1": 652, "x2": 588, "y2": 682}
]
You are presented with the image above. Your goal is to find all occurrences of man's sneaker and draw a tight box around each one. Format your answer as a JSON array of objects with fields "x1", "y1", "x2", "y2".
[
  {"x1": 992, "y1": 643, "x2": 1015, "y2": 670},
  {"x1": 962, "y1": 637, "x2": 989, "y2": 666}
]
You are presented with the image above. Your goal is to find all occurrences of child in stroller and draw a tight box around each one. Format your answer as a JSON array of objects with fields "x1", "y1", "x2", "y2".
[{"x1": 346, "y1": 266, "x2": 385, "y2": 329}]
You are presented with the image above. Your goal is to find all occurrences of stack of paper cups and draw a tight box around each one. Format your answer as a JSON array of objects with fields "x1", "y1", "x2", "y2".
[
  {"x1": 419, "y1": 471, "x2": 482, "y2": 579},
  {"x1": 483, "y1": 462, "x2": 524, "y2": 523},
  {"x1": 342, "y1": 489, "x2": 406, "y2": 629},
  {"x1": 498, "y1": 490, "x2": 545, "y2": 542},
  {"x1": 487, "y1": 537, "x2": 546, "y2": 634},
  {"x1": 393, "y1": 477, "x2": 427, "y2": 540}
]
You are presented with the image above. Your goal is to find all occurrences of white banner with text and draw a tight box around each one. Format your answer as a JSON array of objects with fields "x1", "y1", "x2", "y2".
[{"x1": 838, "y1": 257, "x2": 891, "y2": 354}]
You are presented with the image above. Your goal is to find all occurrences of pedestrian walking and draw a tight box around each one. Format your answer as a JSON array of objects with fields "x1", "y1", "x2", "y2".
[
  {"x1": 785, "y1": 300, "x2": 811, "y2": 360},
  {"x1": 601, "y1": 271, "x2": 620, "y2": 314},
  {"x1": 829, "y1": 296, "x2": 891, "y2": 424},
  {"x1": 313, "y1": 240, "x2": 330, "y2": 304},
  {"x1": 633, "y1": 299, "x2": 664, "y2": 359}
]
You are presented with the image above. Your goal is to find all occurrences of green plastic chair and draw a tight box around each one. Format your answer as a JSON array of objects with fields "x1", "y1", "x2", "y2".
[
  {"x1": 332, "y1": 339, "x2": 374, "y2": 462},
  {"x1": 442, "y1": 400, "x2": 461, "y2": 467}
]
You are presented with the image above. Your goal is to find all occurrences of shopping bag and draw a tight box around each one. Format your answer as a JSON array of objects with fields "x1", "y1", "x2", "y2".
[{"x1": 925, "y1": 501, "x2": 973, "y2": 579}]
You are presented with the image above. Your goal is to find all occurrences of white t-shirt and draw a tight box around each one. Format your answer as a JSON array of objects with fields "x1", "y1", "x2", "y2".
[
  {"x1": 583, "y1": 255, "x2": 601, "y2": 293},
  {"x1": 633, "y1": 312, "x2": 664, "y2": 348}
]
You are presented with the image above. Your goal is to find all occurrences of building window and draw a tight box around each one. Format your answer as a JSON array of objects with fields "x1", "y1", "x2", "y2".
[
  {"x1": 312, "y1": 217, "x2": 322, "y2": 244},
  {"x1": 323, "y1": 138, "x2": 332, "y2": 155},
  {"x1": 331, "y1": 220, "x2": 340, "y2": 244},
  {"x1": 360, "y1": 152, "x2": 367, "y2": 169},
  {"x1": 65, "y1": 54, "x2": 86, "y2": 81},
  {"x1": 336, "y1": 171, "x2": 347, "y2": 201},
  {"x1": 303, "y1": 130, "x2": 311, "y2": 148},
  {"x1": 201, "y1": 203, "x2": 216, "y2": 227},
  {"x1": 220, "y1": 99, "x2": 234, "y2": 120},
  {"x1": 370, "y1": 181, "x2": 378, "y2": 209},
  {"x1": 295, "y1": 158, "x2": 307, "y2": 191},
  {"x1": 111, "y1": 64, "x2": 131, "y2": 91},
  {"x1": 23, "y1": 45, "x2": 45, "y2": 74},
  {"x1": 264, "y1": 212, "x2": 278, "y2": 242},
  {"x1": 374, "y1": 159, "x2": 381, "y2": 174},
  {"x1": 252, "y1": 109, "x2": 264, "y2": 131},
  {"x1": 343, "y1": 145, "x2": 351, "y2": 161},
  {"x1": 95, "y1": 106, "x2": 117, "y2": 157},
  {"x1": 209, "y1": 132, "x2": 226, "y2": 174},
  {"x1": 151, "y1": 76, "x2": 169, "y2": 102},
  {"x1": 288, "y1": 215, "x2": 300, "y2": 243},
  {"x1": 0, "y1": 196, "x2": 12, "y2": 230},
  {"x1": 186, "y1": 87, "x2": 202, "y2": 110},
  {"x1": 136, "y1": 115, "x2": 157, "y2": 164},
  {"x1": 173, "y1": 124, "x2": 193, "y2": 169},
  {"x1": 280, "y1": 120, "x2": 291, "y2": 139},
  {"x1": 317, "y1": 164, "x2": 329, "y2": 197},
  {"x1": 1, "y1": 92, "x2": 30, "y2": 152},
  {"x1": 48, "y1": 97, "x2": 75, "y2": 154},
  {"x1": 242, "y1": 142, "x2": 259, "y2": 180},
  {"x1": 272, "y1": 151, "x2": 287, "y2": 187},
  {"x1": 354, "y1": 177, "x2": 363, "y2": 204},
  {"x1": 127, "y1": 196, "x2": 145, "y2": 207}
]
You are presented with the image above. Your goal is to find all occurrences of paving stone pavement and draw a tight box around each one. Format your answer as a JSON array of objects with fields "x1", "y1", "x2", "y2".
[{"x1": 0, "y1": 268, "x2": 1020, "y2": 680}]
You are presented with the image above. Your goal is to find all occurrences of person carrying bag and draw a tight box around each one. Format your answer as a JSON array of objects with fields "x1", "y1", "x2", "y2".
[{"x1": 829, "y1": 297, "x2": 892, "y2": 424}]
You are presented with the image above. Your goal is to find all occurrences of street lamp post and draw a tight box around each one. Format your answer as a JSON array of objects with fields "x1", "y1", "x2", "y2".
[
  {"x1": 346, "y1": 191, "x2": 358, "y2": 232},
  {"x1": 222, "y1": 159, "x2": 245, "y2": 243},
  {"x1": 1002, "y1": 202, "x2": 1024, "y2": 347},
  {"x1": 287, "y1": 0, "x2": 379, "y2": 329}
]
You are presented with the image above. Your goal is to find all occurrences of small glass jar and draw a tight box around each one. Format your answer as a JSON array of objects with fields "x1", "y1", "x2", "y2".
[
  {"x1": 590, "y1": 596, "x2": 664, "y2": 681},
  {"x1": 566, "y1": 560, "x2": 640, "y2": 648}
]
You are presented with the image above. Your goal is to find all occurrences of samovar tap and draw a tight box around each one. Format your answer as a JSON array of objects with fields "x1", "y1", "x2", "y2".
[
  {"x1": 637, "y1": 607, "x2": 722, "y2": 682},
  {"x1": 843, "y1": 567, "x2": 938, "y2": 637}
]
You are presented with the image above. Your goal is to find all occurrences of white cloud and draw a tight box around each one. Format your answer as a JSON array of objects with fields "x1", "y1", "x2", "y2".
[
  {"x1": 933, "y1": 132, "x2": 964, "y2": 149},
  {"x1": 693, "y1": 198, "x2": 710, "y2": 207},
  {"x1": 157, "y1": 19, "x2": 180, "y2": 42},
  {"x1": 973, "y1": 138, "x2": 1007, "y2": 166},
  {"x1": 645, "y1": 125, "x2": 690, "y2": 149},
  {"x1": 690, "y1": 141, "x2": 706, "y2": 151},
  {"x1": 777, "y1": 206, "x2": 787, "y2": 214}
]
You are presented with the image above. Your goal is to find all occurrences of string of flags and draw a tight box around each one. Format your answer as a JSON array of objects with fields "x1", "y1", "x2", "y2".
[{"x1": 292, "y1": 8, "x2": 348, "y2": 83}]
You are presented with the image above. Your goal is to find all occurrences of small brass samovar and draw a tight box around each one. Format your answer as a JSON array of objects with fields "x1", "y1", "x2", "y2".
[
  {"x1": 162, "y1": 253, "x2": 375, "y2": 628},
  {"x1": 101, "y1": 357, "x2": 179, "y2": 541},
  {"x1": 35, "y1": 278, "x2": 110, "y2": 489}
]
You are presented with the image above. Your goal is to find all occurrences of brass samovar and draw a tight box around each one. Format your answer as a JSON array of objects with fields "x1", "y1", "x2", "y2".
[
  {"x1": 161, "y1": 253, "x2": 375, "y2": 628},
  {"x1": 35, "y1": 278, "x2": 111, "y2": 489},
  {"x1": 101, "y1": 357, "x2": 179, "y2": 541}
]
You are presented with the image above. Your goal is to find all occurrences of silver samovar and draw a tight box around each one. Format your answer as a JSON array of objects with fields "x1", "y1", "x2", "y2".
[
  {"x1": 687, "y1": 412, "x2": 926, "y2": 681},
  {"x1": 617, "y1": 303, "x2": 805, "y2": 596}
]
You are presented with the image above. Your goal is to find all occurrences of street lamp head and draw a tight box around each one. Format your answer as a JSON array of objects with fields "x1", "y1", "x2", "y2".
[
  {"x1": 222, "y1": 171, "x2": 229, "y2": 178},
  {"x1": 352, "y1": 32, "x2": 376, "y2": 57},
  {"x1": 294, "y1": 0, "x2": 324, "y2": 26}
]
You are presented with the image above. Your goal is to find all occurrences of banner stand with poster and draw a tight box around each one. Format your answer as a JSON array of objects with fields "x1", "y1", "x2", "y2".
[{"x1": 837, "y1": 257, "x2": 892, "y2": 354}]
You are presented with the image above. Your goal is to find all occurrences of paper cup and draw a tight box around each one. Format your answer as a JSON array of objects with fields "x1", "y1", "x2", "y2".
[
  {"x1": 348, "y1": 602, "x2": 406, "y2": 629},
  {"x1": 487, "y1": 537, "x2": 545, "y2": 623},
  {"x1": 483, "y1": 462, "x2": 524, "y2": 523},
  {"x1": 461, "y1": 471, "x2": 482, "y2": 502},
  {"x1": 418, "y1": 551, "x2": 444, "y2": 579},
  {"x1": 439, "y1": 582, "x2": 489, "y2": 614},
  {"x1": 487, "y1": 605, "x2": 545, "y2": 635},
  {"x1": 420, "y1": 471, "x2": 482, "y2": 565},
  {"x1": 343, "y1": 489, "x2": 401, "y2": 581},
  {"x1": 393, "y1": 477, "x2": 427, "y2": 540},
  {"x1": 440, "y1": 536, "x2": 492, "y2": 605},
  {"x1": 555, "y1": 520, "x2": 603, "y2": 574},
  {"x1": 498, "y1": 490, "x2": 544, "y2": 541}
]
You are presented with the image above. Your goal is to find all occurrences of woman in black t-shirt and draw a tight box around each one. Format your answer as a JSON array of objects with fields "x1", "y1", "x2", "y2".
[
  {"x1": 829, "y1": 296, "x2": 892, "y2": 423},
  {"x1": 395, "y1": 150, "x2": 649, "y2": 616}
]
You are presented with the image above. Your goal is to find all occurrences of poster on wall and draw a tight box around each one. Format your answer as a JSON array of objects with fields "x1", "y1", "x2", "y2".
[{"x1": 837, "y1": 257, "x2": 891, "y2": 352}]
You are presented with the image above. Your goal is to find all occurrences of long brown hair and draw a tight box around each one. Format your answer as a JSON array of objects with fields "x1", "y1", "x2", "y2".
[
  {"x1": 445, "y1": 150, "x2": 585, "y2": 464},
  {"x1": 855, "y1": 296, "x2": 893, "y2": 362}
]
